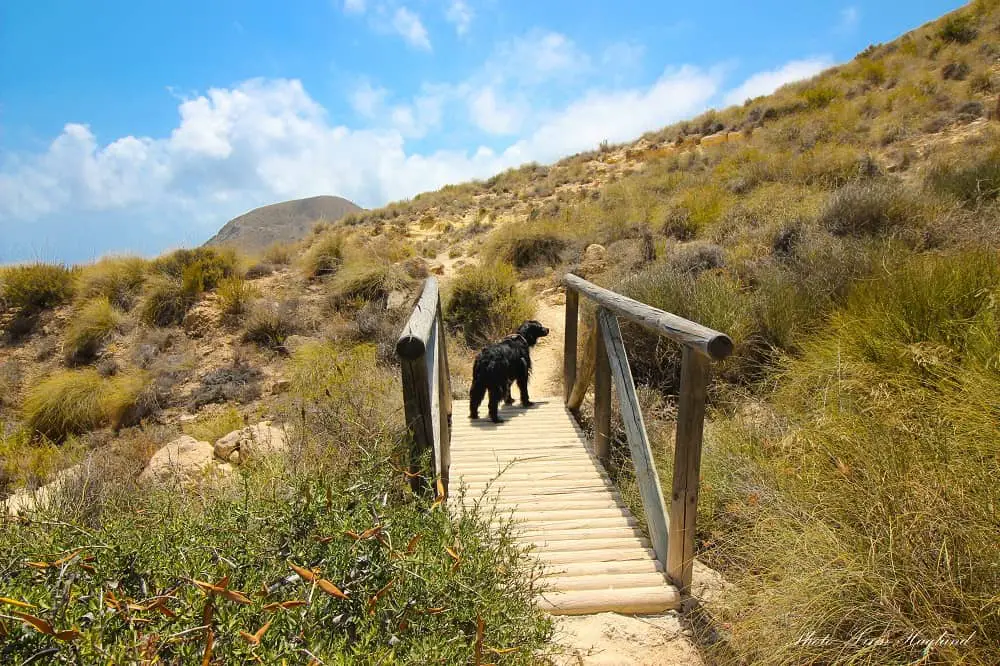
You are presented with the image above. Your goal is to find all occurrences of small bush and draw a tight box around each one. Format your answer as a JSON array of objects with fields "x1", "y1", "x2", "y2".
[
  {"x1": 485, "y1": 222, "x2": 569, "y2": 270},
  {"x1": 817, "y1": 181, "x2": 913, "y2": 237},
  {"x1": 926, "y1": 148, "x2": 1000, "y2": 207},
  {"x1": 76, "y1": 256, "x2": 148, "y2": 310},
  {"x1": 189, "y1": 363, "x2": 262, "y2": 408},
  {"x1": 216, "y1": 276, "x2": 259, "y2": 317},
  {"x1": 244, "y1": 262, "x2": 273, "y2": 279},
  {"x1": 328, "y1": 261, "x2": 410, "y2": 310},
  {"x1": 445, "y1": 263, "x2": 535, "y2": 347},
  {"x1": 243, "y1": 301, "x2": 299, "y2": 350},
  {"x1": 182, "y1": 405, "x2": 245, "y2": 443},
  {"x1": 800, "y1": 84, "x2": 839, "y2": 109},
  {"x1": 617, "y1": 264, "x2": 754, "y2": 388},
  {"x1": 938, "y1": 12, "x2": 977, "y2": 43},
  {"x1": 23, "y1": 369, "x2": 152, "y2": 441},
  {"x1": 138, "y1": 277, "x2": 194, "y2": 327},
  {"x1": 303, "y1": 232, "x2": 345, "y2": 278},
  {"x1": 0, "y1": 263, "x2": 74, "y2": 312},
  {"x1": 262, "y1": 242, "x2": 293, "y2": 265},
  {"x1": 668, "y1": 241, "x2": 726, "y2": 274},
  {"x1": 63, "y1": 297, "x2": 125, "y2": 365},
  {"x1": 153, "y1": 247, "x2": 236, "y2": 291}
]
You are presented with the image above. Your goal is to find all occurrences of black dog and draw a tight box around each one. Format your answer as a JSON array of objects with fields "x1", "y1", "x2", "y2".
[{"x1": 469, "y1": 320, "x2": 549, "y2": 423}]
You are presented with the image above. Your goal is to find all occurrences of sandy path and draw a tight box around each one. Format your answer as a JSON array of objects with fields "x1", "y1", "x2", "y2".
[{"x1": 530, "y1": 287, "x2": 566, "y2": 398}]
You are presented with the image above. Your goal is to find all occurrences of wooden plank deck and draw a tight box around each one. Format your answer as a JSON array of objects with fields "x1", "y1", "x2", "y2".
[{"x1": 449, "y1": 397, "x2": 680, "y2": 615}]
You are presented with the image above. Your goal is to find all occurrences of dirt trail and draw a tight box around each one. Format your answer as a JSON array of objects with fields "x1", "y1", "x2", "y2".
[{"x1": 531, "y1": 288, "x2": 566, "y2": 398}]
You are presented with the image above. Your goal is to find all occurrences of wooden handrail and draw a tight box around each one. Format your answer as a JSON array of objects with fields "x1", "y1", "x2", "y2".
[
  {"x1": 396, "y1": 277, "x2": 452, "y2": 496},
  {"x1": 562, "y1": 273, "x2": 730, "y2": 593},
  {"x1": 563, "y1": 273, "x2": 733, "y2": 361}
]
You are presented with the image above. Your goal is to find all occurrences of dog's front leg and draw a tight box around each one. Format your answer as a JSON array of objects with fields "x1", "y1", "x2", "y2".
[{"x1": 516, "y1": 374, "x2": 532, "y2": 407}]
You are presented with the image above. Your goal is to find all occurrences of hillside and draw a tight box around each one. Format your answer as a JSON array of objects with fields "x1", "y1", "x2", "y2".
[
  {"x1": 204, "y1": 194, "x2": 362, "y2": 253},
  {"x1": 2, "y1": 1, "x2": 1000, "y2": 663}
]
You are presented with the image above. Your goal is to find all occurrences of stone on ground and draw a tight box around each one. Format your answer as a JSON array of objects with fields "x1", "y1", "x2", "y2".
[
  {"x1": 140, "y1": 435, "x2": 229, "y2": 485},
  {"x1": 213, "y1": 421, "x2": 288, "y2": 464}
]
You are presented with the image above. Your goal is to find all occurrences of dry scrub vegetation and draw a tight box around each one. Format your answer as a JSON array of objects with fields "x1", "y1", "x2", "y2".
[{"x1": 2, "y1": 1, "x2": 1000, "y2": 662}]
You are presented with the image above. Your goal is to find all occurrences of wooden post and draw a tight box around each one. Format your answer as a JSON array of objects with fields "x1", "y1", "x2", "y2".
[
  {"x1": 400, "y1": 356, "x2": 432, "y2": 492},
  {"x1": 396, "y1": 278, "x2": 442, "y2": 493},
  {"x1": 594, "y1": 309, "x2": 611, "y2": 463},
  {"x1": 598, "y1": 309, "x2": 669, "y2": 568},
  {"x1": 563, "y1": 288, "x2": 579, "y2": 404},
  {"x1": 435, "y1": 306, "x2": 452, "y2": 496},
  {"x1": 667, "y1": 347, "x2": 710, "y2": 592}
]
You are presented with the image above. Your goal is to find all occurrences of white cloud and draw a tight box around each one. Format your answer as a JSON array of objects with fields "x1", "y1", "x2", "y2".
[
  {"x1": 391, "y1": 7, "x2": 431, "y2": 50},
  {"x1": 350, "y1": 80, "x2": 388, "y2": 117},
  {"x1": 1, "y1": 41, "x2": 832, "y2": 262},
  {"x1": 722, "y1": 57, "x2": 833, "y2": 106},
  {"x1": 445, "y1": 0, "x2": 473, "y2": 35},
  {"x1": 343, "y1": 0, "x2": 366, "y2": 14},
  {"x1": 837, "y1": 6, "x2": 859, "y2": 34},
  {"x1": 468, "y1": 86, "x2": 524, "y2": 134}
]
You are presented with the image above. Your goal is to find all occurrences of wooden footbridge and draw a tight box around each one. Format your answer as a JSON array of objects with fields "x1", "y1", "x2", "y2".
[{"x1": 395, "y1": 274, "x2": 732, "y2": 615}]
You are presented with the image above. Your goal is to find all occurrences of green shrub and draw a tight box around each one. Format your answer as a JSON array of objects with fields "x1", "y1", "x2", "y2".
[
  {"x1": 328, "y1": 262, "x2": 409, "y2": 310},
  {"x1": 76, "y1": 256, "x2": 148, "y2": 310},
  {"x1": 22, "y1": 369, "x2": 152, "y2": 441},
  {"x1": 485, "y1": 222, "x2": 569, "y2": 270},
  {"x1": 817, "y1": 181, "x2": 914, "y2": 237},
  {"x1": 0, "y1": 459, "x2": 551, "y2": 663},
  {"x1": 617, "y1": 264, "x2": 754, "y2": 388},
  {"x1": 139, "y1": 277, "x2": 194, "y2": 327},
  {"x1": 800, "y1": 84, "x2": 839, "y2": 109},
  {"x1": 938, "y1": 11, "x2": 978, "y2": 43},
  {"x1": 701, "y1": 251, "x2": 1000, "y2": 664},
  {"x1": 243, "y1": 301, "x2": 299, "y2": 350},
  {"x1": 926, "y1": 148, "x2": 1000, "y2": 208},
  {"x1": 0, "y1": 262, "x2": 74, "y2": 312},
  {"x1": 152, "y1": 247, "x2": 237, "y2": 291},
  {"x1": 63, "y1": 297, "x2": 125, "y2": 365},
  {"x1": 216, "y1": 276, "x2": 259, "y2": 316},
  {"x1": 262, "y1": 242, "x2": 293, "y2": 265},
  {"x1": 445, "y1": 263, "x2": 535, "y2": 347},
  {"x1": 303, "y1": 232, "x2": 345, "y2": 278},
  {"x1": 182, "y1": 405, "x2": 245, "y2": 443}
]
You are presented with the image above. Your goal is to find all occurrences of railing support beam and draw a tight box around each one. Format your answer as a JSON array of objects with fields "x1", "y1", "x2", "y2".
[
  {"x1": 563, "y1": 289, "x2": 579, "y2": 404},
  {"x1": 593, "y1": 309, "x2": 611, "y2": 463},
  {"x1": 667, "y1": 347, "x2": 710, "y2": 593}
]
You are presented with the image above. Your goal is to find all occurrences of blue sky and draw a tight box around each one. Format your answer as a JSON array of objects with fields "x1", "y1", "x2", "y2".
[{"x1": 0, "y1": 0, "x2": 964, "y2": 263}]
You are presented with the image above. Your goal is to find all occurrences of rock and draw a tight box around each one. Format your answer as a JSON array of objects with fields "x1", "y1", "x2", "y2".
[
  {"x1": 580, "y1": 243, "x2": 608, "y2": 276},
  {"x1": 182, "y1": 305, "x2": 218, "y2": 339},
  {"x1": 583, "y1": 244, "x2": 608, "y2": 263},
  {"x1": 402, "y1": 256, "x2": 429, "y2": 279},
  {"x1": 228, "y1": 451, "x2": 240, "y2": 465},
  {"x1": 428, "y1": 260, "x2": 445, "y2": 276},
  {"x1": 271, "y1": 379, "x2": 292, "y2": 394},
  {"x1": 5, "y1": 464, "x2": 82, "y2": 516},
  {"x1": 140, "y1": 435, "x2": 223, "y2": 485},
  {"x1": 387, "y1": 290, "x2": 407, "y2": 311},
  {"x1": 213, "y1": 421, "x2": 288, "y2": 464}
]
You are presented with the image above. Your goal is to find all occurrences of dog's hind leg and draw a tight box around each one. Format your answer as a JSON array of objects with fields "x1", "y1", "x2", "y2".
[
  {"x1": 487, "y1": 384, "x2": 504, "y2": 423},
  {"x1": 469, "y1": 379, "x2": 486, "y2": 419},
  {"x1": 503, "y1": 380, "x2": 515, "y2": 406}
]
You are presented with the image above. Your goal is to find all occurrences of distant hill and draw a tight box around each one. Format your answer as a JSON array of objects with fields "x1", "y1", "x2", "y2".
[{"x1": 205, "y1": 195, "x2": 362, "y2": 253}]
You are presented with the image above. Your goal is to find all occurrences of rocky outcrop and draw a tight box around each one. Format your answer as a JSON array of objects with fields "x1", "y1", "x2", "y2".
[
  {"x1": 139, "y1": 435, "x2": 232, "y2": 485},
  {"x1": 212, "y1": 421, "x2": 288, "y2": 465},
  {"x1": 579, "y1": 243, "x2": 608, "y2": 277}
]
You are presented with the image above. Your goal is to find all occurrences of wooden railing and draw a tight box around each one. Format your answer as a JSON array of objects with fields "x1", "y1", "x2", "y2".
[
  {"x1": 395, "y1": 277, "x2": 453, "y2": 496},
  {"x1": 562, "y1": 273, "x2": 733, "y2": 593}
]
